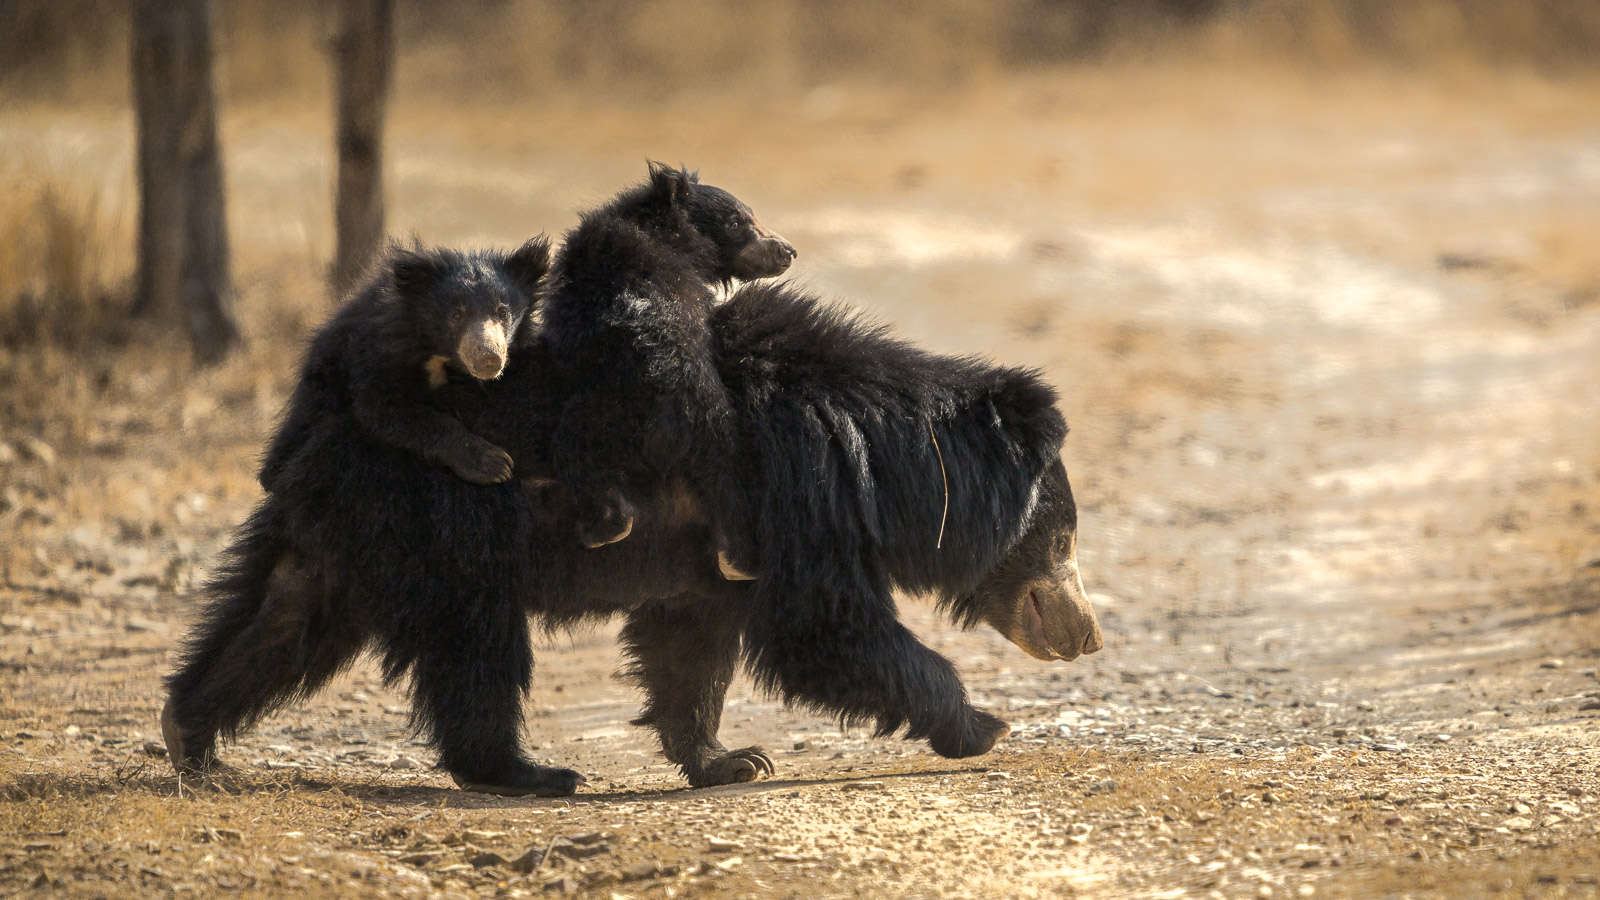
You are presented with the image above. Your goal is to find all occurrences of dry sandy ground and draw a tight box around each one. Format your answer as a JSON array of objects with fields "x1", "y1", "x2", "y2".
[{"x1": 2, "y1": 64, "x2": 1600, "y2": 898}]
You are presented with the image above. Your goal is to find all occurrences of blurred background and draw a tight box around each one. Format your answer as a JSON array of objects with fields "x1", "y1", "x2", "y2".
[{"x1": 1, "y1": 3, "x2": 1599, "y2": 891}]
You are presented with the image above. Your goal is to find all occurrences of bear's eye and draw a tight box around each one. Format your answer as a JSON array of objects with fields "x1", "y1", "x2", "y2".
[{"x1": 495, "y1": 302, "x2": 510, "y2": 320}]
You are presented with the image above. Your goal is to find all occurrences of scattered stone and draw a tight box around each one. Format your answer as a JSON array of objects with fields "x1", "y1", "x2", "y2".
[
  {"x1": 389, "y1": 756, "x2": 422, "y2": 770},
  {"x1": 462, "y1": 829, "x2": 507, "y2": 843},
  {"x1": 1503, "y1": 817, "x2": 1536, "y2": 831},
  {"x1": 510, "y1": 844, "x2": 549, "y2": 874},
  {"x1": 706, "y1": 836, "x2": 742, "y2": 853},
  {"x1": 142, "y1": 741, "x2": 167, "y2": 758},
  {"x1": 1091, "y1": 777, "x2": 1119, "y2": 794},
  {"x1": 125, "y1": 616, "x2": 167, "y2": 634},
  {"x1": 567, "y1": 832, "x2": 608, "y2": 846},
  {"x1": 469, "y1": 852, "x2": 508, "y2": 869},
  {"x1": 554, "y1": 841, "x2": 611, "y2": 860},
  {"x1": 1540, "y1": 659, "x2": 1565, "y2": 670},
  {"x1": 793, "y1": 740, "x2": 808, "y2": 750},
  {"x1": 23, "y1": 842, "x2": 54, "y2": 852},
  {"x1": 622, "y1": 861, "x2": 663, "y2": 881},
  {"x1": 400, "y1": 850, "x2": 447, "y2": 866},
  {"x1": 541, "y1": 874, "x2": 578, "y2": 894},
  {"x1": 63, "y1": 725, "x2": 81, "y2": 739},
  {"x1": 1579, "y1": 701, "x2": 1600, "y2": 712},
  {"x1": 1433, "y1": 733, "x2": 1452, "y2": 743},
  {"x1": 1372, "y1": 743, "x2": 1406, "y2": 752},
  {"x1": 19, "y1": 437, "x2": 56, "y2": 467},
  {"x1": 842, "y1": 780, "x2": 885, "y2": 791},
  {"x1": 1384, "y1": 816, "x2": 1404, "y2": 826},
  {"x1": 985, "y1": 771, "x2": 1011, "y2": 782}
]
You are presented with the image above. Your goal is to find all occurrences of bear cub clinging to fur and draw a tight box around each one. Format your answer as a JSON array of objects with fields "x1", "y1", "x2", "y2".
[
  {"x1": 543, "y1": 162, "x2": 795, "y2": 573},
  {"x1": 257, "y1": 239, "x2": 552, "y2": 493}
]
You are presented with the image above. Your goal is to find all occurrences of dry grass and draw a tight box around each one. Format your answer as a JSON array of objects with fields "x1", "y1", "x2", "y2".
[{"x1": 0, "y1": 162, "x2": 133, "y2": 349}]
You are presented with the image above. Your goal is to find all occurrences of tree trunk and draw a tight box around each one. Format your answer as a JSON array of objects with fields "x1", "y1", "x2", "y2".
[
  {"x1": 332, "y1": 0, "x2": 394, "y2": 293},
  {"x1": 131, "y1": 0, "x2": 241, "y2": 364},
  {"x1": 131, "y1": 0, "x2": 184, "y2": 321}
]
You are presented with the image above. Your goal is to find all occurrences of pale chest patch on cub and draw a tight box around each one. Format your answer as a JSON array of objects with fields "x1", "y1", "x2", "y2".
[{"x1": 425, "y1": 355, "x2": 451, "y2": 389}]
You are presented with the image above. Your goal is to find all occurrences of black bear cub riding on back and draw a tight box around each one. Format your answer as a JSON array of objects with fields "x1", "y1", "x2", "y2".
[
  {"x1": 542, "y1": 162, "x2": 794, "y2": 573},
  {"x1": 257, "y1": 238, "x2": 552, "y2": 494},
  {"x1": 161, "y1": 239, "x2": 552, "y2": 782}
]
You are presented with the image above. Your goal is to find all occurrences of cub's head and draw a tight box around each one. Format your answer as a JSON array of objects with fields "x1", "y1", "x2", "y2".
[
  {"x1": 387, "y1": 237, "x2": 552, "y2": 382},
  {"x1": 637, "y1": 161, "x2": 797, "y2": 284}
]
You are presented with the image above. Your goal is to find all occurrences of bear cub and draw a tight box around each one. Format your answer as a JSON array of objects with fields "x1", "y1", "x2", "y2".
[
  {"x1": 258, "y1": 239, "x2": 552, "y2": 493},
  {"x1": 543, "y1": 162, "x2": 794, "y2": 575}
]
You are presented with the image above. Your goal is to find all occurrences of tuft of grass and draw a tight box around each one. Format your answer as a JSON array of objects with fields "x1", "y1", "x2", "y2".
[{"x1": 0, "y1": 163, "x2": 133, "y2": 350}]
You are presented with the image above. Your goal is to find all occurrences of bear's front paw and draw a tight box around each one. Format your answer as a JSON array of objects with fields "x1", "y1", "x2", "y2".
[
  {"x1": 578, "y1": 489, "x2": 637, "y2": 548},
  {"x1": 927, "y1": 710, "x2": 1010, "y2": 759},
  {"x1": 685, "y1": 746, "x2": 775, "y2": 788},
  {"x1": 448, "y1": 440, "x2": 514, "y2": 485}
]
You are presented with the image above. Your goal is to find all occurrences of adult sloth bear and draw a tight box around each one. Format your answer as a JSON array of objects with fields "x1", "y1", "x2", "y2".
[{"x1": 162, "y1": 283, "x2": 1103, "y2": 795}]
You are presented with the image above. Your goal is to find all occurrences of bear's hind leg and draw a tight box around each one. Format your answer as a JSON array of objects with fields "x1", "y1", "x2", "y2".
[
  {"x1": 622, "y1": 598, "x2": 772, "y2": 788},
  {"x1": 163, "y1": 554, "x2": 363, "y2": 774}
]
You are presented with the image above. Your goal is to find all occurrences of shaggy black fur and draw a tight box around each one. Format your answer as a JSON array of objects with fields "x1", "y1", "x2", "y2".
[
  {"x1": 162, "y1": 281, "x2": 1069, "y2": 794},
  {"x1": 257, "y1": 239, "x2": 551, "y2": 493},
  {"x1": 542, "y1": 162, "x2": 794, "y2": 553}
]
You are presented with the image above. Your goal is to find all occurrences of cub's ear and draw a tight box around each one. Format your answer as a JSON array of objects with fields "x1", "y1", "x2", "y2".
[
  {"x1": 388, "y1": 245, "x2": 451, "y2": 296},
  {"x1": 503, "y1": 236, "x2": 552, "y2": 299},
  {"x1": 646, "y1": 159, "x2": 693, "y2": 208}
]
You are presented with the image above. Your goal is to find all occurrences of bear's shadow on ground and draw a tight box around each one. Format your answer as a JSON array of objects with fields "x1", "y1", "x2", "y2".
[
  {"x1": 3, "y1": 764, "x2": 996, "y2": 808},
  {"x1": 338, "y1": 763, "x2": 998, "y2": 809}
]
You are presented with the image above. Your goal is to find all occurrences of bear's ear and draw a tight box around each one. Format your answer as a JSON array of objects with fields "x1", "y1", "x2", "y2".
[
  {"x1": 646, "y1": 159, "x2": 693, "y2": 208},
  {"x1": 503, "y1": 236, "x2": 552, "y2": 300},
  {"x1": 388, "y1": 246, "x2": 451, "y2": 296}
]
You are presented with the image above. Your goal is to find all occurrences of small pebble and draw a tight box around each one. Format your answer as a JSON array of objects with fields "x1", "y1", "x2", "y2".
[
  {"x1": 706, "y1": 836, "x2": 742, "y2": 853},
  {"x1": 842, "y1": 781, "x2": 885, "y2": 791},
  {"x1": 622, "y1": 861, "x2": 663, "y2": 881},
  {"x1": 389, "y1": 755, "x2": 421, "y2": 770},
  {"x1": 19, "y1": 437, "x2": 56, "y2": 467},
  {"x1": 1090, "y1": 777, "x2": 1119, "y2": 794},
  {"x1": 1540, "y1": 659, "x2": 1565, "y2": 670},
  {"x1": 468, "y1": 852, "x2": 507, "y2": 869},
  {"x1": 985, "y1": 771, "x2": 1011, "y2": 782}
]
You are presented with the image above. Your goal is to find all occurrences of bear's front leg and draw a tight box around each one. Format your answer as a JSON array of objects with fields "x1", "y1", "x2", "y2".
[
  {"x1": 621, "y1": 599, "x2": 772, "y2": 788},
  {"x1": 398, "y1": 595, "x2": 585, "y2": 798}
]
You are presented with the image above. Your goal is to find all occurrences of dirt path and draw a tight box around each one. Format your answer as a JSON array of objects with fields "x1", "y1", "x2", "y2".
[{"x1": 3, "y1": 66, "x2": 1599, "y2": 897}]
